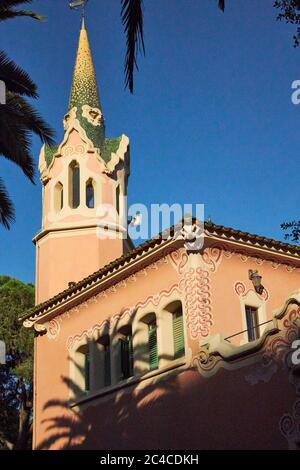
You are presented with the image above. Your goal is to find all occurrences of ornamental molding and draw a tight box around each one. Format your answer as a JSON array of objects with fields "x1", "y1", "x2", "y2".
[
  {"x1": 234, "y1": 281, "x2": 269, "y2": 302},
  {"x1": 66, "y1": 283, "x2": 181, "y2": 351},
  {"x1": 81, "y1": 105, "x2": 103, "y2": 127},
  {"x1": 61, "y1": 143, "x2": 86, "y2": 158},
  {"x1": 168, "y1": 247, "x2": 222, "y2": 340},
  {"x1": 233, "y1": 250, "x2": 298, "y2": 273},
  {"x1": 168, "y1": 244, "x2": 296, "y2": 278},
  {"x1": 63, "y1": 106, "x2": 78, "y2": 131},
  {"x1": 104, "y1": 134, "x2": 129, "y2": 175},
  {"x1": 194, "y1": 295, "x2": 300, "y2": 379},
  {"x1": 193, "y1": 320, "x2": 280, "y2": 378},
  {"x1": 193, "y1": 290, "x2": 300, "y2": 449},
  {"x1": 53, "y1": 245, "x2": 225, "y2": 348},
  {"x1": 179, "y1": 267, "x2": 212, "y2": 340},
  {"x1": 179, "y1": 220, "x2": 204, "y2": 252},
  {"x1": 44, "y1": 254, "x2": 171, "y2": 343}
]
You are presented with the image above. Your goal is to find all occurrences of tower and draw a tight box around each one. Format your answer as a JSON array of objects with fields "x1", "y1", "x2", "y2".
[{"x1": 34, "y1": 19, "x2": 131, "y2": 304}]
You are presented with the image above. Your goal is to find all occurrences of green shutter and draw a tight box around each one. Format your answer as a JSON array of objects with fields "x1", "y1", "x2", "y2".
[
  {"x1": 104, "y1": 345, "x2": 111, "y2": 387},
  {"x1": 173, "y1": 310, "x2": 185, "y2": 359},
  {"x1": 148, "y1": 322, "x2": 158, "y2": 370},
  {"x1": 84, "y1": 350, "x2": 90, "y2": 392}
]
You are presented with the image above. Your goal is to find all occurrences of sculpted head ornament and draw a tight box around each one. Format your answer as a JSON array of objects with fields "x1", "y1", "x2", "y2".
[{"x1": 82, "y1": 105, "x2": 103, "y2": 126}]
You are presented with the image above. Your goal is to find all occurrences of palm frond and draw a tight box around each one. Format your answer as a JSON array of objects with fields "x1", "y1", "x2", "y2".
[
  {"x1": 0, "y1": 50, "x2": 37, "y2": 97},
  {"x1": 0, "y1": 1, "x2": 32, "y2": 7},
  {"x1": 0, "y1": 178, "x2": 15, "y2": 229},
  {"x1": 0, "y1": 9, "x2": 45, "y2": 21},
  {"x1": 218, "y1": 0, "x2": 225, "y2": 12},
  {"x1": 0, "y1": 104, "x2": 35, "y2": 182},
  {"x1": 121, "y1": 0, "x2": 145, "y2": 94},
  {"x1": 7, "y1": 93, "x2": 55, "y2": 146}
]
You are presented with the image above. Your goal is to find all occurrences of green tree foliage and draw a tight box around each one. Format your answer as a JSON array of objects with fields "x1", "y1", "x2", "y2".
[
  {"x1": 275, "y1": 1, "x2": 300, "y2": 46},
  {"x1": 281, "y1": 220, "x2": 300, "y2": 243},
  {"x1": 0, "y1": 275, "x2": 34, "y2": 450}
]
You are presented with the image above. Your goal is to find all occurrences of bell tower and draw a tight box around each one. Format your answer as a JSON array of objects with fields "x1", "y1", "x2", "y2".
[{"x1": 35, "y1": 19, "x2": 131, "y2": 304}]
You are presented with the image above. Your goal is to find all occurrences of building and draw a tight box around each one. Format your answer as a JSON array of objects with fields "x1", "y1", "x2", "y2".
[{"x1": 22, "y1": 19, "x2": 300, "y2": 450}]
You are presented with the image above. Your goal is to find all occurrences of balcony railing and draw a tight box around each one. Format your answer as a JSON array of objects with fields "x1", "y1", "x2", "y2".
[{"x1": 224, "y1": 319, "x2": 274, "y2": 344}]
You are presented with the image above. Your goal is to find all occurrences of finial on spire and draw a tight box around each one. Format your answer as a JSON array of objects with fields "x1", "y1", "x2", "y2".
[{"x1": 69, "y1": 0, "x2": 89, "y2": 20}]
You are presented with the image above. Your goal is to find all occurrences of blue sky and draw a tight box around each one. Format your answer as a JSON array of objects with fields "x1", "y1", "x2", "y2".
[{"x1": 1, "y1": 0, "x2": 300, "y2": 284}]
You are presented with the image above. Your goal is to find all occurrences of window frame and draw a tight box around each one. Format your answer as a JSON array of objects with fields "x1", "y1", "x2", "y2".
[{"x1": 245, "y1": 305, "x2": 260, "y2": 342}]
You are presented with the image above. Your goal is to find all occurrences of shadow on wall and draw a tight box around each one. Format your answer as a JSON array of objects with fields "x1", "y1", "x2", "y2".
[
  {"x1": 36, "y1": 314, "x2": 185, "y2": 450},
  {"x1": 36, "y1": 307, "x2": 300, "y2": 450}
]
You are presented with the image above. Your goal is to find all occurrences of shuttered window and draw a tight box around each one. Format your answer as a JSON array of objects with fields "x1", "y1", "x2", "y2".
[
  {"x1": 148, "y1": 321, "x2": 158, "y2": 370},
  {"x1": 173, "y1": 309, "x2": 185, "y2": 359},
  {"x1": 84, "y1": 350, "x2": 90, "y2": 392},
  {"x1": 120, "y1": 334, "x2": 134, "y2": 380}
]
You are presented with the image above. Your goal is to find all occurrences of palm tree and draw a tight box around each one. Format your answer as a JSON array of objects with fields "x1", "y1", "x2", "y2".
[
  {"x1": 0, "y1": 1, "x2": 54, "y2": 229},
  {"x1": 121, "y1": 0, "x2": 225, "y2": 94}
]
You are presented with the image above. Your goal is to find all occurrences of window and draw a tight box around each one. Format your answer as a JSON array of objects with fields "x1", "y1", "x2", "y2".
[
  {"x1": 173, "y1": 306, "x2": 185, "y2": 359},
  {"x1": 75, "y1": 344, "x2": 90, "y2": 394},
  {"x1": 54, "y1": 182, "x2": 63, "y2": 212},
  {"x1": 116, "y1": 185, "x2": 120, "y2": 215},
  {"x1": 245, "y1": 306, "x2": 259, "y2": 342},
  {"x1": 86, "y1": 179, "x2": 95, "y2": 209},
  {"x1": 97, "y1": 335, "x2": 111, "y2": 387},
  {"x1": 148, "y1": 320, "x2": 158, "y2": 370},
  {"x1": 119, "y1": 326, "x2": 134, "y2": 380},
  {"x1": 161, "y1": 300, "x2": 185, "y2": 363},
  {"x1": 69, "y1": 161, "x2": 80, "y2": 208}
]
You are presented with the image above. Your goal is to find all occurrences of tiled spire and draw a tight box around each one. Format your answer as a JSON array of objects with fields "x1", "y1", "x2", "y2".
[
  {"x1": 67, "y1": 17, "x2": 105, "y2": 148},
  {"x1": 69, "y1": 17, "x2": 101, "y2": 111}
]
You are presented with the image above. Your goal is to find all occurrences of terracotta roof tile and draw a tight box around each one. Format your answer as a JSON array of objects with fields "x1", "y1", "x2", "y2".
[{"x1": 21, "y1": 221, "x2": 300, "y2": 322}]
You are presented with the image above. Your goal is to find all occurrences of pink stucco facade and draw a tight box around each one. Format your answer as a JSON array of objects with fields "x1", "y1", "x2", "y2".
[{"x1": 29, "y1": 236, "x2": 300, "y2": 450}]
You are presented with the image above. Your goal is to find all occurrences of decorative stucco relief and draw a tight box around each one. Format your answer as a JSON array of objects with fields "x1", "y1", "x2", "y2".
[
  {"x1": 61, "y1": 144, "x2": 86, "y2": 158},
  {"x1": 45, "y1": 246, "x2": 298, "y2": 348},
  {"x1": 276, "y1": 307, "x2": 300, "y2": 448},
  {"x1": 179, "y1": 268, "x2": 212, "y2": 340},
  {"x1": 168, "y1": 248, "x2": 189, "y2": 275},
  {"x1": 66, "y1": 284, "x2": 181, "y2": 351},
  {"x1": 193, "y1": 299, "x2": 300, "y2": 449},
  {"x1": 44, "y1": 255, "x2": 171, "y2": 342},
  {"x1": 280, "y1": 399, "x2": 300, "y2": 450},
  {"x1": 237, "y1": 250, "x2": 298, "y2": 273},
  {"x1": 234, "y1": 281, "x2": 269, "y2": 301},
  {"x1": 201, "y1": 246, "x2": 223, "y2": 273},
  {"x1": 169, "y1": 247, "x2": 224, "y2": 340}
]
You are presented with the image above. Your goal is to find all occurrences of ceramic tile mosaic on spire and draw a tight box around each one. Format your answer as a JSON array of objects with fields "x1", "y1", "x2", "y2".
[
  {"x1": 41, "y1": 18, "x2": 126, "y2": 171},
  {"x1": 69, "y1": 18, "x2": 101, "y2": 112},
  {"x1": 67, "y1": 18, "x2": 105, "y2": 149}
]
